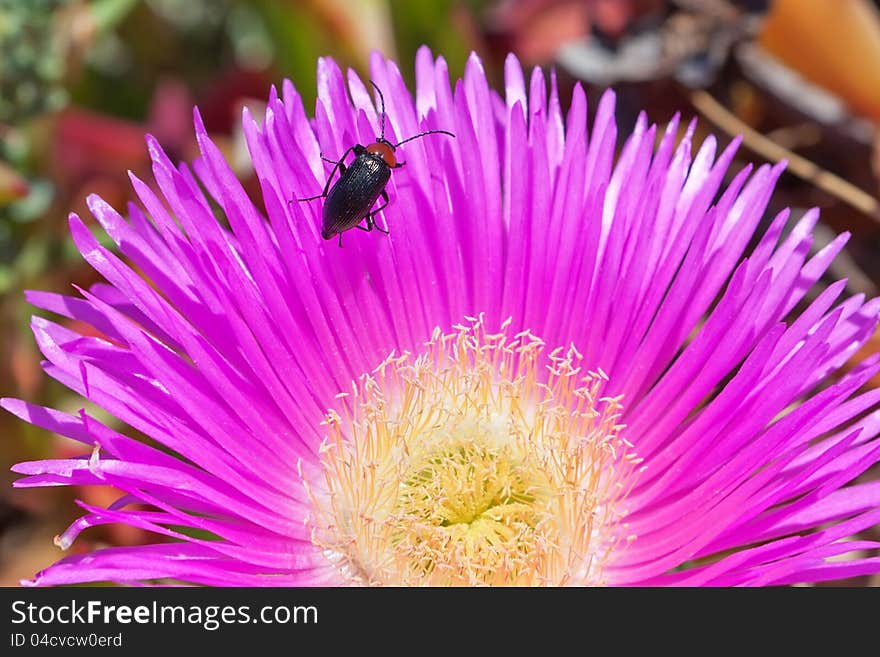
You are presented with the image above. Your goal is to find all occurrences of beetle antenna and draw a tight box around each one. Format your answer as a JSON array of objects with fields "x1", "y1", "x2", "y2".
[
  {"x1": 369, "y1": 80, "x2": 386, "y2": 140},
  {"x1": 393, "y1": 129, "x2": 455, "y2": 148}
]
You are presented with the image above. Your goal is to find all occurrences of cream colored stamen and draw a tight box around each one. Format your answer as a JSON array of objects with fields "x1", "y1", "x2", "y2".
[{"x1": 308, "y1": 316, "x2": 641, "y2": 586}]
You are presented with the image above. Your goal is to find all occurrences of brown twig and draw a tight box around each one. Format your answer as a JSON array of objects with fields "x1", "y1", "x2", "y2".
[{"x1": 690, "y1": 89, "x2": 880, "y2": 222}]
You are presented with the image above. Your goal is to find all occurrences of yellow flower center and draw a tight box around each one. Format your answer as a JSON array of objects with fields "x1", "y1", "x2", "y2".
[{"x1": 307, "y1": 317, "x2": 640, "y2": 586}]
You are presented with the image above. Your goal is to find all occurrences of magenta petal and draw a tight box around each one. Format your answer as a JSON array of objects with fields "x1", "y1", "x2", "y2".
[
  {"x1": 25, "y1": 543, "x2": 340, "y2": 587},
  {"x1": 4, "y1": 49, "x2": 880, "y2": 587}
]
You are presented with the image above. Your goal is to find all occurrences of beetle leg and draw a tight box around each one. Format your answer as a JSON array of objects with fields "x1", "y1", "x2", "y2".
[
  {"x1": 338, "y1": 233, "x2": 343, "y2": 248},
  {"x1": 314, "y1": 154, "x2": 350, "y2": 197},
  {"x1": 296, "y1": 146, "x2": 358, "y2": 202},
  {"x1": 354, "y1": 190, "x2": 392, "y2": 234},
  {"x1": 393, "y1": 160, "x2": 406, "y2": 169},
  {"x1": 368, "y1": 190, "x2": 390, "y2": 234},
  {"x1": 355, "y1": 217, "x2": 388, "y2": 235},
  {"x1": 368, "y1": 215, "x2": 389, "y2": 235},
  {"x1": 372, "y1": 189, "x2": 390, "y2": 214}
]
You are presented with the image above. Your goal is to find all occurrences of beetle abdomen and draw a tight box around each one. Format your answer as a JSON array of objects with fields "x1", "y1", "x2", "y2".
[{"x1": 322, "y1": 154, "x2": 391, "y2": 239}]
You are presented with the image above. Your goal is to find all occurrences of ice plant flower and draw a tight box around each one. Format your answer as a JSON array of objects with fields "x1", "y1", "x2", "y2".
[{"x1": 5, "y1": 47, "x2": 880, "y2": 586}]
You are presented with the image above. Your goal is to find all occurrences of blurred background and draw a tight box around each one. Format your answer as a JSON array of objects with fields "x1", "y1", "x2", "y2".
[{"x1": 2, "y1": 0, "x2": 880, "y2": 586}]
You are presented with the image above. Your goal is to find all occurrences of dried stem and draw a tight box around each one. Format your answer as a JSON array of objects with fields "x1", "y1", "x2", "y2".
[{"x1": 690, "y1": 90, "x2": 880, "y2": 222}]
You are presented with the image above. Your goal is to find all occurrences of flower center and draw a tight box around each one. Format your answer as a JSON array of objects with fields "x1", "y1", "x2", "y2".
[
  {"x1": 307, "y1": 318, "x2": 640, "y2": 586},
  {"x1": 392, "y1": 436, "x2": 550, "y2": 582}
]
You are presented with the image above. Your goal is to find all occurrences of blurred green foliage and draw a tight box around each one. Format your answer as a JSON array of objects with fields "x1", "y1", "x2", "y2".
[{"x1": 0, "y1": 0, "x2": 69, "y2": 124}]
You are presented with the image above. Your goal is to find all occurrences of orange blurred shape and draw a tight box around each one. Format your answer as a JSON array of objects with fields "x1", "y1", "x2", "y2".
[{"x1": 759, "y1": 0, "x2": 880, "y2": 123}]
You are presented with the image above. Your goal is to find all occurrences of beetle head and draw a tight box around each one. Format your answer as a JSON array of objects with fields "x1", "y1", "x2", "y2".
[{"x1": 366, "y1": 138, "x2": 397, "y2": 167}]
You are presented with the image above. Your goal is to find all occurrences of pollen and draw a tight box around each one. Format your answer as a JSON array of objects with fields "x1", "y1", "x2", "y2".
[{"x1": 307, "y1": 316, "x2": 641, "y2": 586}]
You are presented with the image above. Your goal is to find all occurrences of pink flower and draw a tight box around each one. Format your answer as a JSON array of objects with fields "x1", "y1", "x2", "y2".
[{"x1": 5, "y1": 48, "x2": 880, "y2": 586}]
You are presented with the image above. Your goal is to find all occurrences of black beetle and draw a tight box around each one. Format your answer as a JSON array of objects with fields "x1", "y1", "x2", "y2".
[{"x1": 294, "y1": 81, "x2": 454, "y2": 247}]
